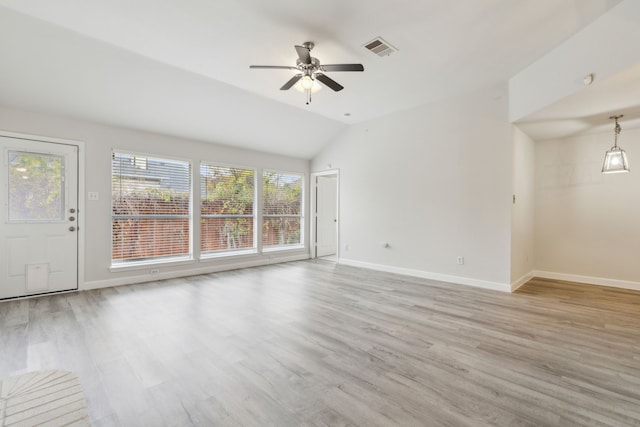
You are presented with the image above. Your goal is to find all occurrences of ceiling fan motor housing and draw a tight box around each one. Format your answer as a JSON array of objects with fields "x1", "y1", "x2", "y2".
[{"x1": 297, "y1": 57, "x2": 320, "y2": 73}]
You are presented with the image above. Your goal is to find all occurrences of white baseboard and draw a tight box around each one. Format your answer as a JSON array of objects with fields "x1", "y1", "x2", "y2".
[
  {"x1": 511, "y1": 272, "x2": 534, "y2": 292},
  {"x1": 532, "y1": 270, "x2": 640, "y2": 292},
  {"x1": 338, "y1": 258, "x2": 511, "y2": 293},
  {"x1": 84, "y1": 258, "x2": 640, "y2": 295},
  {"x1": 83, "y1": 253, "x2": 310, "y2": 290}
]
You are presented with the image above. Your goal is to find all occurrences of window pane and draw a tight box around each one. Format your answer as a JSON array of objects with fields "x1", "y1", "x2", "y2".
[
  {"x1": 112, "y1": 218, "x2": 190, "y2": 262},
  {"x1": 262, "y1": 217, "x2": 301, "y2": 247},
  {"x1": 112, "y1": 152, "x2": 191, "y2": 264},
  {"x1": 262, "y1": 171, "x2": 303, "y2": 248},
  {"x1": 200, "y1": 163, "x2": 255, "y2": 253},
  {"x1": 8, "y1": 151, "x2": 64, "y2": 221},
  {"x1": 201, "y1": 217, "x2": 254, "y2": 252}
]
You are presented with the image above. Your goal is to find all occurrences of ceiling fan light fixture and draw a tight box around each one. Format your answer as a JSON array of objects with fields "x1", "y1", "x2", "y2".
[
  {"x1": 300, "y1": 75, "x2": 314, "y2": 90},
  {"x1": 295, "y1": 76, "x2": 322, "y2": 93},
  {"x1": 602, "y1": 115, "x2": 630, "y2": 174}
]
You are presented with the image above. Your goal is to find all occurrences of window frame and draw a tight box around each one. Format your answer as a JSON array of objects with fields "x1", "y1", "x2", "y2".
[
  {"x1": 110, "y1": 150, "x2": 193, "y2": 268},
  {"x1": 261, "y1": 169, "x2": 305, "y2": 251},
  {"x1": 199, "y1": 161, "x2": 257, "y2": 259}
]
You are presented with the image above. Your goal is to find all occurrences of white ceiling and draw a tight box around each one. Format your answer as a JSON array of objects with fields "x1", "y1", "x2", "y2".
[
  {"x1": 0, "y1": 0, "x2": 623, "y2": 158},
  {"x1": 516, "y1": 62, "x2": 640, "y2": 141}
]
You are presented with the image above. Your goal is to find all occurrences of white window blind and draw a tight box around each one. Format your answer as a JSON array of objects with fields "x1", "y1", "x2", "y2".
[
  {"x1": 112, "y1": 152, "x2": 191, "y2": 264},
  {"x1": 200, "y1": 163, "x2": 255, "y2": 254},
  {"x1": 262, "y1": 171, "x2": 303, "y2": 248}
]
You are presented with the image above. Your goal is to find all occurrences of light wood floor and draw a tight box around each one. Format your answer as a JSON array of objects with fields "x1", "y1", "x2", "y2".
[{"x1": 1, "y1": 260, "x2": 640, "y2": 426}]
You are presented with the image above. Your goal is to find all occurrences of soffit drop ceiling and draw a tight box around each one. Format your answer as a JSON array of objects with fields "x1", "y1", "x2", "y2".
[
  {"x1": 516, "y1": 63, "x2": 640, "y2": 141},
  {"x1": 0, "y1": 0, "x2": 621, "y2": 158}
]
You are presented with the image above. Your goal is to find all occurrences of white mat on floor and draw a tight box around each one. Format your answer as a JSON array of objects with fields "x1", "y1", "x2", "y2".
[{"x1": 0, "y1": 370, "x2": 90, "y2": 426}]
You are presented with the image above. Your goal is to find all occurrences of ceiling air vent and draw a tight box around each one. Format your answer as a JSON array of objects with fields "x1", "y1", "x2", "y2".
[{"x1": 363, "y1": 37, "x2": 397, "y2": 57}]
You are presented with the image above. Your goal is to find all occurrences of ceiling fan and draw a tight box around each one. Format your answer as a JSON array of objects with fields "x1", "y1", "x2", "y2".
[{"x1": 250, "y1": 42, "x2": 364, "y2": 104}]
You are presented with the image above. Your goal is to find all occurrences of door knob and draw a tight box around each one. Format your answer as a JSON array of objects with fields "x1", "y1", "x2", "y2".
[
  {"x1": 69, "y1": 216, "x2": 75, "y2": 221},
  {"x1": 69, "y1": 226, "x2": 76, "y2": 232},
  {"x1": 70, "y1": 208, "x2": 76, "y2": 213}
]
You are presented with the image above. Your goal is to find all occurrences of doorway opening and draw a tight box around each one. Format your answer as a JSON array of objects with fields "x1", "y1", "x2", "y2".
[{"x1": 311, "y1": 170, "x2": 339, "y2": 261}]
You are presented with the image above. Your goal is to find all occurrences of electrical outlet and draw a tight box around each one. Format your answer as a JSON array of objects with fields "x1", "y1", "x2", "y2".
[
  {"x1": 344, "y1": 244, "x2": 349, "y2": 251},
  {"x1": 88, "y1": 192, "x2": 99, "y2": 201},
  {"x1": 457, "y1": 256, "x2": 464, "y2": 265},
  {"x1": 150, "y1": 268, "x2": 160, "y2": 275}
]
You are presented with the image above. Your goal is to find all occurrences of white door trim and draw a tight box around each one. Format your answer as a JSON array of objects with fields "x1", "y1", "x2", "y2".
[
  {"x1": 0, "y1": 130, "x2": 86, "y2": 294},
  {"x1": 310, "y1": 169, "x2": 339, "y2": 260}
]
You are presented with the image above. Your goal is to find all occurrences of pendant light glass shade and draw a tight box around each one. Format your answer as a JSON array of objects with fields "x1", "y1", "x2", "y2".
[
  {"x1": 602, "y1": 146, "x2": 629, "y2": 174},
  {"x1": 602, "y1": 115, "x2": 630, "y2": 174}
]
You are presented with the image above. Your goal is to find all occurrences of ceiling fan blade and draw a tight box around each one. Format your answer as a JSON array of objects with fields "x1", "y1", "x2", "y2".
[
  {"x1": 315, "y1": 73, "x2": 344, "y2": 92},
  {"x1": 321, "y1": 64, "x2": 364, "y2": 72},
  {"x1": 295, "y1": 45, "x2": 312, "y2": 64},
  {"x1": 280, "y1": 74, "x2": 303, "y2": 90},
  {"x1": 250, "y1": 65, "x2": 298, "y2": 70}
]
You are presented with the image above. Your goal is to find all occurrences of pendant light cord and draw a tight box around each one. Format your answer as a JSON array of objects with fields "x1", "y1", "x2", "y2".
[{"x1": 610, "y1": 114, "x2": 623, "y2": 149}]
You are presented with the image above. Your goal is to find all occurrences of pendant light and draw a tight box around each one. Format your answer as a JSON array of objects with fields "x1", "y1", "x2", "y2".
[{"x1": 602, "y1": 115, "x2": 629, "y2": 174}]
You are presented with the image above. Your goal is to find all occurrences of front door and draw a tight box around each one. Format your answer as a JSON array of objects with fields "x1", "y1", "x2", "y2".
[{"x1": 0, "y1": 136, "x2": 79, "y2": 299}]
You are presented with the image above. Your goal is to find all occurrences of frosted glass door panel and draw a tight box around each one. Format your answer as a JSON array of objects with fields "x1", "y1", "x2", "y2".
[{"x1": 8, "y1": 151, "x2": 64, "y2": 222}]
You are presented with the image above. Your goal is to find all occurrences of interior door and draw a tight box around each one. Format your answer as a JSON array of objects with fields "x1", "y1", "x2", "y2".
[
  {"x1": 316, "y1": 175, "x2": 337, "y2": 257},
  {"x1": 0, "y1": 136, "x2": 79, "y2": 299}
]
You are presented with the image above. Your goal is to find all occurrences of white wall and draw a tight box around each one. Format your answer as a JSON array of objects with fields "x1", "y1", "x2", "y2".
[
  {"x1": 535, "y1": 127, "x2": 640, "y2": 289},
  {"x1": 0, "y1": 106, "x2": 310, "y2": 289},
  {"x1": 312, "y1": 84, "x2": 513, "y2": 291},
  {"x1": 511, "y1": 126, "x2": 536, "y2": 289}
]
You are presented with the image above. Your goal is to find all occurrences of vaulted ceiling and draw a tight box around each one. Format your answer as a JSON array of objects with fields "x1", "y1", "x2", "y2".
[
  {"x1": 0, "y1": 1, "x2": 622, "y2": 158},
  {"x1": 516, "y1": 62, "x2": 640, "y2": 141}
]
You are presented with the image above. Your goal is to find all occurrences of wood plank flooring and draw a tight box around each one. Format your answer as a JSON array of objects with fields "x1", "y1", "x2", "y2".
[{"x1": 1, "y1": 260, "x2": 640, "y2": 426}]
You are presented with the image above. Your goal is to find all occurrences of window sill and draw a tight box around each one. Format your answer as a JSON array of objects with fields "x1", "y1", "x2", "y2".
[
  {"x1": 110, "y1": 256, "x2": 195, "y2": 272},
  {"x1": 109, "y1": 247, "x2": 306, "y2": 273},
  {"x1": 262, "y1": 244, "x2": 305, "y2": 253},
  {"x1": 200, "y1": 249, "x2": 258, "y2": 260}
]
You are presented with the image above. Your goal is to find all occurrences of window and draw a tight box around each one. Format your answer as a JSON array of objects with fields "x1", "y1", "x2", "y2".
[
  {"x1": 262, "y1": 171, "x2": 303, "y2": 248},
  {"x1": 200, "y1": 163, "x2": 255, "y2": 255},
  {"x1": 111, "y1": 152, "x2": 191, "y2": 265},
  {"x1": 8, "y1": 151, "x2": 64, "y2": 222}
]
